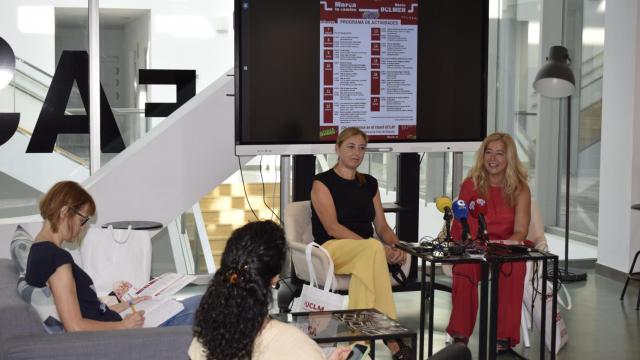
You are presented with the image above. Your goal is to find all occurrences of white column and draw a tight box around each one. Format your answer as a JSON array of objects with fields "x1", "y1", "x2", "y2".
[
  {"x1": 88, "y1": 0, "x2": 101, "y2": 174},
  {"x1": 597, "y1": 0, "x2": 640, "y2": 272}
]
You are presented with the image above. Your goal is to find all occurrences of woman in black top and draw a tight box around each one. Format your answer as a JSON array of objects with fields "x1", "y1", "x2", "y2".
[{"x1": 311, "y1": 127, "x2": 411, "y2": 359}]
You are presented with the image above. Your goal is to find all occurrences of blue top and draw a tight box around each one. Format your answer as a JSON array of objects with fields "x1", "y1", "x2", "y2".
[
  {"x1": 311, "y1": 169, "x2": 378, "y2": 245},
  {"x1": 26, "y1": 242, "x2": 121, "y2": 322}
]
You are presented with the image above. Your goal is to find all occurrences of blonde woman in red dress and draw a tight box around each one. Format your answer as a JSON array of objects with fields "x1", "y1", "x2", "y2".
[{"x1": 447, "y1": 132, "x2": 531, "y2": 352}]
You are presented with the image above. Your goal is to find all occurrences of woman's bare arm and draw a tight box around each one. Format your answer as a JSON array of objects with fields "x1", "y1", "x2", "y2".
[
  {"x1": 509, "y1": 184, "x2": 531, "y2": 242},
  {"x1": 48, "y1": 264, "x2": 144, "y2": 331},
  {"x1": 372, "y1": 190, "x2": 399, "y2": 246}
]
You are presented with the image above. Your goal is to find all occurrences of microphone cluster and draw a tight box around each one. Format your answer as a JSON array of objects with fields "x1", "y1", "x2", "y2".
[{"x1": 422, "y1": 195, "x2": 491, "y2": 257}]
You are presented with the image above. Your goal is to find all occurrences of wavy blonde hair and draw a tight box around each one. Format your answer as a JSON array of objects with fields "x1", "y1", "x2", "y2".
[{"x1": 467, "y1": 132, "x2": 528, "y2": 206}]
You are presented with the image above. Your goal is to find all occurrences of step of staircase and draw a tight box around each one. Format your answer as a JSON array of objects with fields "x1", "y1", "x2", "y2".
[
  {"x1": 207, "y1": 183, "x2": 280, "y2": 197},
  {"x1": 200, "y1": 195, "x2": 280, "y2": 212},
  {"x1": 201, "y1": 208, "x2": 277, "y2": 224},
  {"x1": 196, "y1": 182, "x2": 281, "y2": 271}
]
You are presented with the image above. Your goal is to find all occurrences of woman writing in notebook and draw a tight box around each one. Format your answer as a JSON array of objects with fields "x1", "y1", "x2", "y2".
[
  {"x1": 25, "y1": 181, "x2": 199, "y2": 332},
  {"x1": 446, "y1": 132, "x2": 530, "y2": 352}
]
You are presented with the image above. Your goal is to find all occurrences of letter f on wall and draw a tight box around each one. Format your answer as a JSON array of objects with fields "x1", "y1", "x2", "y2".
[{"x1": 26, "y1": 51, "x2": 125, "y2": 153}]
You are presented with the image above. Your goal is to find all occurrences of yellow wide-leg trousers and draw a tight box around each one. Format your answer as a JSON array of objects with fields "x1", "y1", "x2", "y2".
[{"x1": 322, "y1": 238, "x2": 397, "y2": 319}]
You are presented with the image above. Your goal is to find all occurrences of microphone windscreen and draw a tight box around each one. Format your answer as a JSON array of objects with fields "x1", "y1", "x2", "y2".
[
  {"x1": 475, "y1": 197, "x2": 488, "y2": 215},
  {"x1": 436, "y1": 196, "x2": 453, "y2": 213},
  {"x1": 452, "y1": 199, "x2": 469, "y2": 220},
  {"x1": 468, "y1": 199, "x2": 479, "y2": 218}
]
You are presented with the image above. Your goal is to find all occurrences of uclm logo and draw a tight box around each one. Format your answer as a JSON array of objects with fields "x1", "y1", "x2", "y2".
[
  {"x1": 304, "y1": 301, "x2": 325, "y2": 311},
  {"x1": 0, "y1": 36, "x2": 195, "y2": 152}
]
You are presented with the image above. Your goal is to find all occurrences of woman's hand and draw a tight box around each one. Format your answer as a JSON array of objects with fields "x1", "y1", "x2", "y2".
[
  {"x1": 112, "y1": 281, "x2": 133, "y2": 300},
  {"x1": 385, "y1": 246, "x2": 405, "y2": 265},
  {"x1": 121, "y1": 311, "x2": 145, "y2": 329},
  {"x1": 327, "y1": 347, "x2": 352, "y2": 360},
  {"x1": 109, "y1": 296, "x2": 151, "y2": 313}
]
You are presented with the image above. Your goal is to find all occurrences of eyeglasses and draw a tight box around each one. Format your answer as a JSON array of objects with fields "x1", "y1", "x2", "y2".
[{"x1": 70, "y1": 207, "x2": 91, "y2": 226}]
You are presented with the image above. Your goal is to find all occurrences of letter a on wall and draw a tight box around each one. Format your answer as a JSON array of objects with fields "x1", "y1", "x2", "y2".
[{"x1": 26, "y1": 51, "x2": 125, "y2": 153}]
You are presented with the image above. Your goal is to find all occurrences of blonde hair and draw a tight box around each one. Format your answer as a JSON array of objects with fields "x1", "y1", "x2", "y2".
[
  {"x1": 467, "y1": 132, "x2": 528, "y2": 206},
  {"x1": 335, "y1": 127, "x2": 368, "y2": 186},
  {"x1": 39, "y1": 181, "x2": 96, "y2": 232}
]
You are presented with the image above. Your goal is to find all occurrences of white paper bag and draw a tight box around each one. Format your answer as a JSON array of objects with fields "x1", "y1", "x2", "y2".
[
  {"x1": 291, "y1": 243, "x2": 347, "y2": 312},
  {"x1": 80, "y1": 225, "x2": 152, "y2": 295},
  {"x1": 523, "y1": 269, "x2": 571, "y2": 354}
]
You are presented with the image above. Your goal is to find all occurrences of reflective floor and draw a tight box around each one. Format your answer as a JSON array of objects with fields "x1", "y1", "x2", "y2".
[
  {"x1": 190, "y1": 266, "x2": 638, "y2": 359},
  {"x1": 375, "y1": 267, "x2": 640, "y2": 359}
]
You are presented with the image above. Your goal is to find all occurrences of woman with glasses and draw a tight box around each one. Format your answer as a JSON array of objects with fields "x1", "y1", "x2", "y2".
[{"x1": 25, "y1": 181, "x2": 199, "y2": 331}]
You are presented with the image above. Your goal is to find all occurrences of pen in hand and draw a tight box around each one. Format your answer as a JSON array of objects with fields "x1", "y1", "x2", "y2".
[{"x1": 128, "y1": 300, "x2": 137, "y2": 313}]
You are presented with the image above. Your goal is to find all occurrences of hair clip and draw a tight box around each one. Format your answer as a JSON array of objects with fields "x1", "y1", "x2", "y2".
[{"x1": 227, "y1": 265, "x2": 248, "y2": 285}]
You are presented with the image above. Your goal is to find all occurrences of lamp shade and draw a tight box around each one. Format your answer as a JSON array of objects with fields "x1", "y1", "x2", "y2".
[
  {"x1": 0, "y1": 36, "x2": 16, "y2": 90},
  {"x1": 533, "y1": 45, "x2": 575, "y2": 98}
]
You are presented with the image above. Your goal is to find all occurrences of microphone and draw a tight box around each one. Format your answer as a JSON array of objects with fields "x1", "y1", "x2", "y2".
[
  {"x1": 435, "y1": 196, "x2": 453, "y2": 220},
  {"x1": 469, "y1": 197, "x2": 490, "y2": 242},
  {"x1": 452, "y1": 199, "x2": 471, "y2": 242},
  {"x1": 435, "y1": 196, "x2": 453, "y2": 243}
]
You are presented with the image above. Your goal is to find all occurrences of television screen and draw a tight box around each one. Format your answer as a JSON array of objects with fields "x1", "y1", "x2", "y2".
[{"x1": 235, "y1": 0, "x2": 488, "y2": 155}]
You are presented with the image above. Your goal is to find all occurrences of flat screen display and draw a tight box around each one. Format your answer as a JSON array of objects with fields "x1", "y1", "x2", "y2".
[{"x1": 235, "y1": 0, "x2": 488, "y2": 154}]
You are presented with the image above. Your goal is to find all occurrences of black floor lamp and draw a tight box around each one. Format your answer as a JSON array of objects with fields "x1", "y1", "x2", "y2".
[{"x1": 533, "y1": 45, "x2": 587, "y2": 282}]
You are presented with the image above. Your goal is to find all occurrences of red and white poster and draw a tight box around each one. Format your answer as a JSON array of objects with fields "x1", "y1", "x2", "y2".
[{"x1": 319, "y1": 0, "x2": 419, "y2": 141}]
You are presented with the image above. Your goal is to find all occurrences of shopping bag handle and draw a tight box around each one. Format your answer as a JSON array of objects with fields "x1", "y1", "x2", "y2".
[
  {"x1": 305, "y1": 242, "x2": 336, "y2": 292},
  {"x1": 109, "y1": 225, "x2": 133, "y2": 245}
]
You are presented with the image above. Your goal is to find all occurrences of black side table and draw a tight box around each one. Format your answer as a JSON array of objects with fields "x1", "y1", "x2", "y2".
[
  {"x1": 396, "y1": 241, "x2": 488, "y2": 360},
  {"x1": 101, "y1": 221, "x2": 163, "y2": 230},
  {"x1": 620, "y1": 204, "x2": 640, "y2": 309}
]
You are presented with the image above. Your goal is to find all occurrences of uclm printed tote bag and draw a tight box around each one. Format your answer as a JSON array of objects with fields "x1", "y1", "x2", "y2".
[{"x1": 291, "y1": 242, "x2": 346, "y2": 312}]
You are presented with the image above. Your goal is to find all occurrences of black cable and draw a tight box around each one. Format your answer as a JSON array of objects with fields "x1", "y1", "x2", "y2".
[
  {"x1": 499, "y1": 262, "x2": 514, "y2": 277},
  {"x1": 418, "y1": 152, "x2": 426, "y2": 165},
  {"x1": 451, "y1": 264, "x2": 478, "y2": 287},
  {"x1": 259, "y1": 156, "x2": 282, "y2": 222},
  {"x1": 237, "y1": 156, "x2": 259, "y2": 221}
]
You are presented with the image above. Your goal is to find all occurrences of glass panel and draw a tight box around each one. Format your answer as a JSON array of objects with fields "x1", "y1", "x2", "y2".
[
  {"x1": 494, "y1": 0, "x2": 541, "y2": 193},
  {"x1": 0, "y1": 1, "x2": 90, "y2": 219},
  {"x1": 98, "y1": 0, "x2": 235, "y2": 167},
  {"x1": 558, "y1": 0, "x2": 604, "y2": 237}
]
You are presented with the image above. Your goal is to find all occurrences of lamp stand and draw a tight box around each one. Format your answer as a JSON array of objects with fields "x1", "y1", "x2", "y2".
[{"x1": 556, "y1": 95, "x2": 587, "y2": 282}]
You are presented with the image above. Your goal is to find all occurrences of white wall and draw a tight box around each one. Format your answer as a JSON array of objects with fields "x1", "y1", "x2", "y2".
[
  {"x1": 597, "y1": 0, "x2": 640, "y2": 273},
  {"x1": 83, "y1": 73, "x2": 242, "y2": 226},
  {"x1": 0, "y1": 0, "x2": 234, "y2": 138}
]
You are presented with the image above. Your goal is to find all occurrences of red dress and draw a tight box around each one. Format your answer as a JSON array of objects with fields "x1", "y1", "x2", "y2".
[{"x1": 446, "y1": 178, "x2": 526, "y2": 347}]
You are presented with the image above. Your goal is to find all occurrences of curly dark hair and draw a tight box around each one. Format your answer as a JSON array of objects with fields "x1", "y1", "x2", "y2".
[{"x1": 193, "y1": 220, "x2": 287, "y2": 360}]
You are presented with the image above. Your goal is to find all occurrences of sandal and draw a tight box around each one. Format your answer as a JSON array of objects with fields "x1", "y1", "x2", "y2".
[
  {"x1": 496, "y1": 339, "x2": 510, "y2": 354},
  {"x1": 382, "y1": 338, "x2": 415, "y2": 360},
  {"x1": 450, "y1": 333, "x2": 469, "y2": 345}
]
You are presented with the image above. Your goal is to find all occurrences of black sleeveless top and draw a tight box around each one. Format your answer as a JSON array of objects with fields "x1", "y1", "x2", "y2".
[
  {"x1": 311, "y1": 169, "x2": 378, "y2": 245},
  {"x1": 26, "y1": 242, "x2": 122, "y2": 322}
]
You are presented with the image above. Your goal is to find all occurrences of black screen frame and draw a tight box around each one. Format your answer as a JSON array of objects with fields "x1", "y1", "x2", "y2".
[{"x1": 234, "y1": 0, "x2": 489, "y2": 155}]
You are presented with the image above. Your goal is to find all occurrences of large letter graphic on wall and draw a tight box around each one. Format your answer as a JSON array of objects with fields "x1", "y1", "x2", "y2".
[
  {"x1": 26, "y1": 51, "x2": 125, "y2": 153},
  {"x1": 0, "y1": 113, "x2": 20, "y2": 147},
  {"x1": 139, "y1": 69, "x2": 196, "y2": 117}
]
